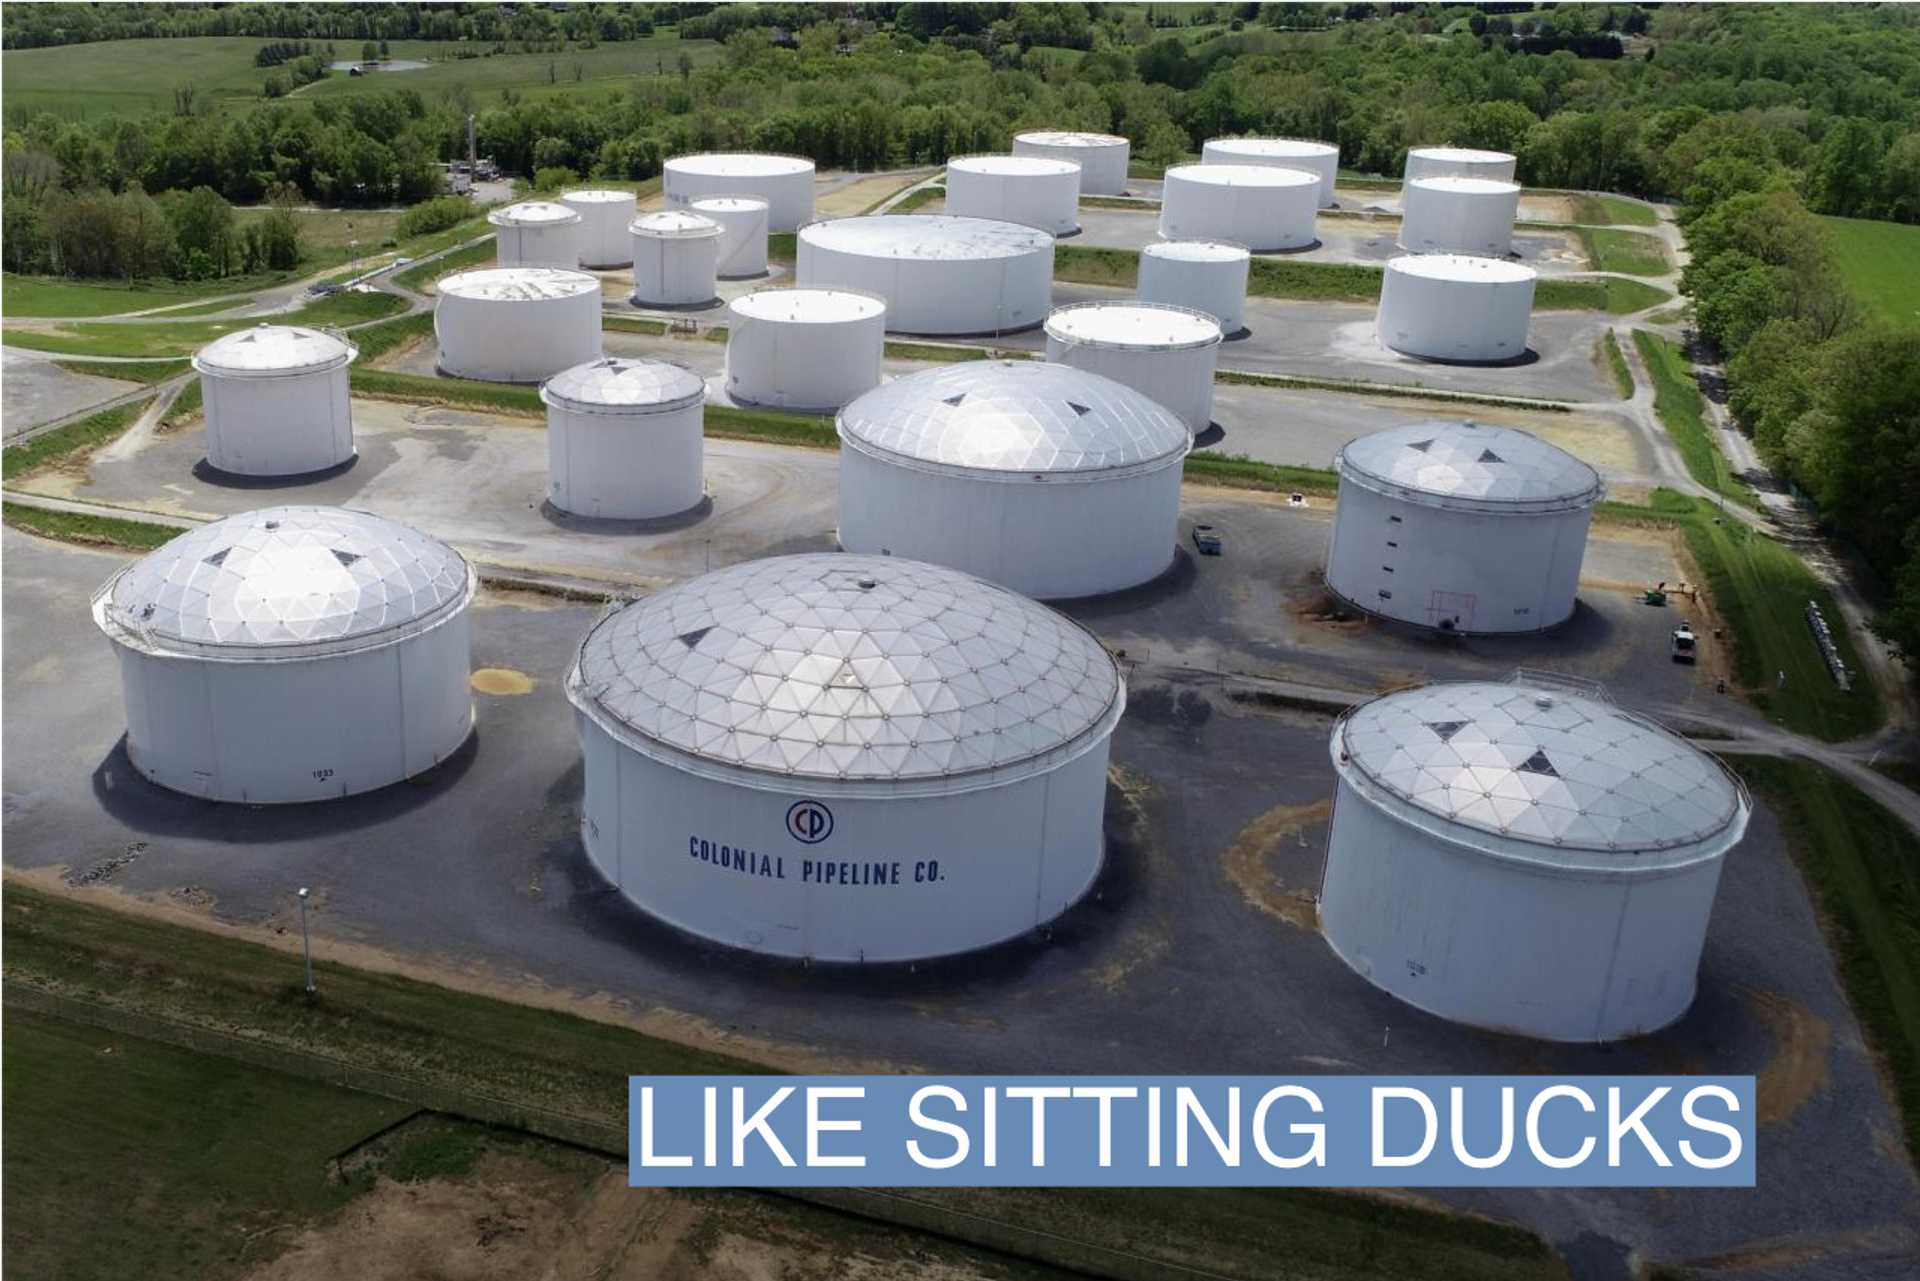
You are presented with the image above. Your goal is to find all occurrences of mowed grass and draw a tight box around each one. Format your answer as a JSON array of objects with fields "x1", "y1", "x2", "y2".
[
  {"x1": 1733, "y1": 758, "x2": 1920, "y2": 1165},
  {"x1": 2, "y1": 290, "x2": 404, "y2": 358},
  {"x1": 0, "y1": 36, "x2": 283, "y2": 120},
  {"x1": 2, "y1": 398, "x2": 150, "y2": 481},
  {"x1": 1579, "y1": 228, "x2": 1669, "y2": 276},
  {"x1": 1602, "y1": 330, "x2": 1634, "y2": 397},
  {"x1": 1820, "y1": 215, "x2": 1920, "y2": 325},
  {"x1": 1632, "y1": 329, "x2": 1761, "y2": 509},
  {"x1": 296, "y1": 35, "x2": 722, "y2": 101},
  {"x1": 1, "y1": 1008, "x2": 413, "y2": 1281},
  {"x1": 1567, "y1": 193, "x2": 1660, "y2": 227},
  {"x1": 2, "y1": 274, "x2": 240, "y2": 319}
]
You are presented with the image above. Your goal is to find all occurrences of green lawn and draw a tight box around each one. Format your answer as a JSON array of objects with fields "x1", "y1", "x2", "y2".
[
  {"x1": 0, "y1": 36, "x2": 286, "y2": 120},
  {"x1": 394, "y1": 238, "x2": 496, "y2": 292},
  {"x1": 2, "y1": 398, "x2": 150, "y2": 481},
  {"x1": 1602, "y1": 330, "x2": 1634, "y2": 398},
  {"x1": 1567, "y1": 193, "x2": 1661, "y2": 227},
  {"x1": 1734, "y1": 758, "x2": 1920, "y2": 1165},
  {"x1": 1820, "y1": 215, "x2": 1920, "y2": 326},
  {"x1": 1579, "y1": 228, "x2": 1669, "y2": 277},
  {"x1": 296, "y1": 36, "x2": 722, "y2": 102},
  {"x1": 1, "y1": 274, "x2": 248, "y2": 319},
  {"x1": 2, "y1": 1008, "x2": 413, "y2": 1281},
  {"x1": 3, "y1": 290, "x2": 405, "y2": 358},
  {"x1": 1633, "y1": 329, "x2": 1761, "y2": 509}
]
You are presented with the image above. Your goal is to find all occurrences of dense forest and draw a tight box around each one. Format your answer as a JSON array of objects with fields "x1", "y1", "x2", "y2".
[{"x1": 5, "y1": 3, "x2": 1920, "y2": 652}]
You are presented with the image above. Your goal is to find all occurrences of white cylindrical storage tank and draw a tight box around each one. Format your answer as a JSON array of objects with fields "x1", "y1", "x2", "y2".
[
  {"x1": 1201, "y1": 137, "x2": 1340, "y2": 208},
  {"x1": 1044, "y1": 302, "x2": 1222, "y2": 434},
  {"x1": 1321, "y1": 674, "x2": 1750, "y2": 1042},
  {"x1": 1403, "y1": 146, "x2": 1518, "y2": 185},
  {"x1": 1012, "y1": 130, "x2": 1131, "y2": 196},
  {"x1": 725, "y1": 288, "x2": 885, "y2": 412},
  {"x1": 192, "y1": 324, "x2": 356, "y2": 477},
  {"x1": 1137, "y1": 240, "x2": 1251, "y2": 335},
  {"x1": 561, "y1": 188, "x2": 639, "y2": 268},
  {"x1": 797, "y1": 215, "x2": 1054, "y2": 336},
  {"x1": 489, "y1": 200, "x2": 582, "y2": 269},
  {"x1": 1159, "y1": 164, "x2": 1318, "y2": 251},
  {"x1": 567, "y1": 553, "x2": 1125, "y2": 963},
  {"x1": 663, "y1": 153, "x2": 815, "y2": 231},
  {"x1": 435, "y1": 267, "x2": 603, "y2": 384},
  {"x1": 1377, "y1": 255, "x2": 1535, "y2": 363},
  {"x1": 542, "y1": 357, "x2": 707, "y2": 520},
  {"x1": 690, "y1": 196, "x2": 771, "y2": 278},
  {"x1": 91, "y1": 506, "x2": 476, "y2": 804},
  {"x1": 837, "y1": 361, "x2": 1190, "y2": 599},
  {"x1": 945, "y1": 154, "x2": 1081, "y2": 235},
  {"x1": 1325, "y1": 421, "x2": 1603, "y2": 634},
  {"x1": 630, "y1": 210, "x2": 722, "y2": 307},
  {"x1": 1400, "y1": 177, "x2": 1522, "y2": 257}
]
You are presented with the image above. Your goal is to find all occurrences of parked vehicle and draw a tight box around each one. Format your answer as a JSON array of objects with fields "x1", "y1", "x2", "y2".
[
  {"x1": 1192, "y1": 524, "x2": 1222, "y2": 555},
  {"x1": 1671, "y1": 622, "x2": 1697, "y2": 663}
]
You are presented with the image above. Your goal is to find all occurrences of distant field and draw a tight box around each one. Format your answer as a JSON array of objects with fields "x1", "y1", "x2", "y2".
[
  {"x1": 1821, "y1": 215, "x2": 1920, "y2": 326},
  {"x1": 1579, "y1": 228, "x2": 1669, "y2": 277},
  {"x1": 3, "y1": 289, "x2": 403, "y2": 357},
  {"x1": 2, "y1": 274, "x2": 231, "y2": 319},
  {"x1": 2, "y1": 34, "x2": 721, "y2": 122}
]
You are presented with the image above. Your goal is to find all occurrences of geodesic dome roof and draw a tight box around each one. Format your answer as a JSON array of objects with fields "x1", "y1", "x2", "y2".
[
  {"x1": 1333, "y1": 678, "x2": 1749, "y2": 866},
  {"x1": 93, "y1": 507, "x2": 475, "y2": 659},
  {"x1": 1336, "y1": 421, "x2": 1603, "y2": 513},
  {"x1": 541, "y1": 357, "x2": 706, "y2": 414},
  {"x1": 837, "y1": 360, "x2": 1190, "y2": 480},
  {"x1": 567, "y1": 554, "x2": 1125, "y2": 791},
  {"x1": 192, "y1": 324, "x2": 356, "y2": 378},
  {"x1": 437, "y1": 267, "x2": 602, "y2": 301}
]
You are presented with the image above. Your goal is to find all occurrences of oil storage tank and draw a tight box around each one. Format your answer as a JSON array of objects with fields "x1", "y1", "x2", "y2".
[
  {"x1": 836, "y1": 360, "x2": 1190, "y2": 599},
  {"x1": 630, "y1": 210, "x2": 722, "y2": 306},
  {"x1": 1403, "y1": 147, "x2": 1518, "y2": 185},
  {"x1": 797, "y1": 215, "x2": 1053, "y2": 336},
  {"x1": 1012, "y1": 130, "x2": 1131, "y2": 195},
  {"x1": 1137, "y1": 240, "x2": 1251, "y2": 335},
  {"x1": 691, "y1": 196, "x2": 771, "y2": 277},
  {"x1": 664, "y1": 153, "x2": 815, "y2": 231},
  {"x1": 725, "y1": 288, "x2": 886, "y2": 411},
  {"x1": 1044, "y1": 302, "x2": 1222, "y2": 434},
  {"x1": 1377, "y1": 255, "x2": 1535, "y2": 363},
  {"x1": 192, "y1": 324, "x2": 357, "y2": 477},
  {"x1": 91, "y1": 506, "x2": 476, "y2": 804},
  {"x1": 1321, "y1": 673, "x2": 1750, "y2": 1042},
  {"x1": 542, "y1": 357, "x2": 707, "y2": 520},
  {"x1": 489, "y1": 200, "x2": 582, "y2": 269},
  {"x1": 1325, "y1": 421, "x2": 1603, "y2": 634},
  {"x1": 1160, "y1": 164, "x2": 1318, "y2": 251},
  {"x1": 1201, "y1": 137, "x2": 1340, "y2": 208},
  {"x1": 945, "y1": 155, "x2": 1082, "y2": 235},
  {"x1": 1400, "y1": 177, "x2": 1522, "y2": 257},
  {"x1": 566, "y1": 552, "x2": 1126, "y2": 963},
  {"x1": 435, "y1": 267, "x2": 603, "y2": 383},
  {"x1": 561, "y1": 188, "x2": 640, "y2": 268}
]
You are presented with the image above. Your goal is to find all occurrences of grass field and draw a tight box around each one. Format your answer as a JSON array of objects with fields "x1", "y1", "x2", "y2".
[
  {"x1": 1733, "y1": 758, "x2": 1920, "y2": 1165},
  {"x1": 1567, "y1": 193, "x2": 1661, "y2": 227},
  {"x1": 1820, "y1": 215, "x2": 1920, "y2": 326},
  {"x1": 2, "y1": 290, "x2": 404, "y2": 357},
  {"x1": 1633, "y1": 329, "x2": 1761, "y2": 509},
  {"x1": 296, "y1": 35, "x2": 722, "y2": 102},
  {"x1": 1579, "y1": 228, "x2": 1670, "y2": 276},
  {"x1": 1, "y1": 274, "x2": 251, "y2": 319},
  {"x1": 1602, "y1": 330, "x2": 1634, "y2": 397},
  {"x1": 2, "y1": 398, "x2": 150, "y2": 481}
]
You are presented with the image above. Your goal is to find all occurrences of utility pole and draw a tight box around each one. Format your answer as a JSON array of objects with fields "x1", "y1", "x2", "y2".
[{"x1": 296, "y1": 887, "x2": 315, "y2": 995}]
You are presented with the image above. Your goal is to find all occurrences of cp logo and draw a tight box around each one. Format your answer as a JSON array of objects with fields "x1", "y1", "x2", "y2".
[{"x1": 785, "y1": 799, "x2": 833, "y2": 845}]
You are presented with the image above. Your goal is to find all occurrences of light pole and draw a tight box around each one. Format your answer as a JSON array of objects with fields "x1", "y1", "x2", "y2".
[{"x1": 296, "y1": 887, "x2": 315, "y2": 994}]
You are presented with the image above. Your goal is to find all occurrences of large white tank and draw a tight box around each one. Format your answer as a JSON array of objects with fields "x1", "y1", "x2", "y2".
[
  {"x1": 1159, "y1": 164, "x2": 1318, "y2": 251},
  {"x1": 1137, "y1": 240, "x2": 1251, "y2": 335},
  {"x1": 1043, "y1": 302, "x2": 1222, "y2": 434},
  {"x1": 192, "y1": 324, "x2": 356, "y2": 477},
  {"x1": 91, "y1": 506, "x2": 476, "y2": 804},
  {"x1": 725, "y1": 288, "x2": 886, "y2": 412},
  {"x1": 836, "y1": 360, "x2": 1191, "y2": 599},
  {"x1": 1377, "y1": 255, "x2": 1536, "y2": 363},
  {"x1": 945, "y1": 154, "x2": 1082, "y2": 235},
  {"x1": 542, "y1": 357, "x2": 707, "y2": 520},
  {"x1": 561, "y1": 188, "x2": 640, "y2": 268},
  {"x1": 690, "y1": 196, "x2": 771, "y2": 277},
  {"x1": 435, "y1": 267, "x2": 604, "y2": 383},
  {"x1": 1201, "y1": 137, "x2": 1340, "y2": 208},
  {"x1": 663, "y1": 153, "x2": 815, "y2": 231},
  {"x1": 1321, "y1": 673, "x2": 1750, "y2": 1042},
  {"x1": 630, "y1": 210, "x2": 722, "y2": 307},
  {"x1": 567, "y1": 553, "x2": 1125, "y2": 963},
  {"x1": 1325, "y1": 421, "x2": 1603, "y2": 634},
  {"x1": 797, "y1": 215, "x2": 1054, "y2": 336},
  {"x1": 1403, "y1": 146, "x2": 1518, "y2": 184},
  {"x1": 1012, "y1": 130, "x2": 1132, "y2": 195},
  {"x1": 489, "y1": 200, "x2": 582, "y2": 269},
  {"x1": 1400, "y1": 177, "x2": 1522, "y2": 257}
]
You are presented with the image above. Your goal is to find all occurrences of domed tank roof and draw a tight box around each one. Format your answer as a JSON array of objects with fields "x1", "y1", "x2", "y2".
[
  {"x1": 93, "y1": 506, "x2": 475, "y2": 659},
  {"x1": 489, "y1": 200, "x2": 582, "y2": 227},
  {"x1": 1045, "y1": 302, "x2": 1222, "y2": 351},
  {"x1": 800, "y1": 215, "x2": 1052, "y2": 260},
  {"x1": 666, "y1": 152, "x2": 815, "y2": 177},
  {"x1": 436, "y1": 267, "x2": 602, "y2": 301},
  {"x1": 1142, "y1": 239, "x2": 1251, "y2": 263},
  {"x1": 192, "y1": 324, "x2": 356, "y2": 378},
  {"x1": 629, "y1": 210, "x2": 722, "y2": 239},
  {"x1": 541, "y1": 357, "x2": 706, "y2": 415},
  {"x1": 837, "y1": 360, "x2": 1190, "y2": 479},
  {"x1": 566, "y1": 553, "x2": 1125, "y2": 792},
  {"x1": 1335, "y1": 421, "x2": 1602, "y2": 512}
]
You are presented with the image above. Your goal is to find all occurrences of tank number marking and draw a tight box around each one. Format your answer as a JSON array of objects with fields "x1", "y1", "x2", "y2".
[
  {"x1": 312, "y1": 768, "x2": 335, "y2": 781},
  {"x1": 1406, "y1": 959, "x2": 1428, "y2": 978}
]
